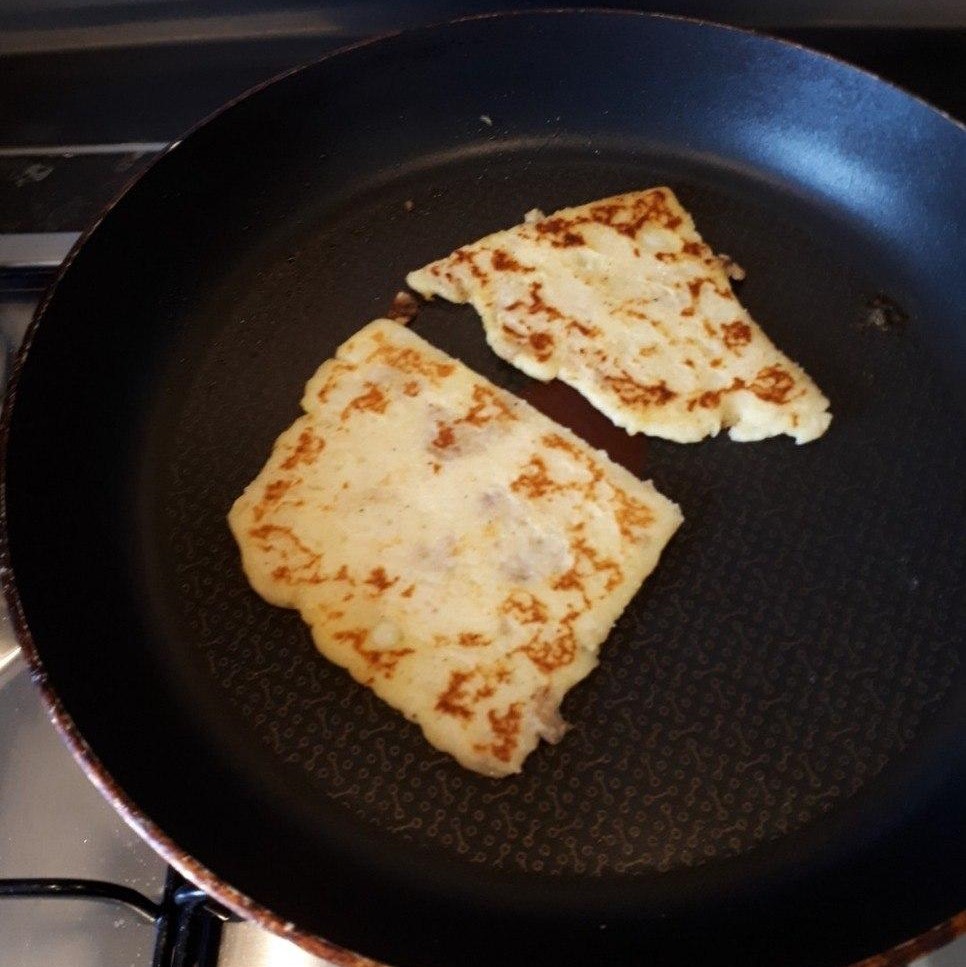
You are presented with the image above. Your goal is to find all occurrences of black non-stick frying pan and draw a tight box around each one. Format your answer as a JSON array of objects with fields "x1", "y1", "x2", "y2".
[{"x1": 2, "y1": 11, "x2": 964, "y2": 967}]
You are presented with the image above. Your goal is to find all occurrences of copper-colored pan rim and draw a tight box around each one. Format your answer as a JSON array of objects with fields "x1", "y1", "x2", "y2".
[{"x1": 0, "y1": 9, "x2": 962, "y2": 967}]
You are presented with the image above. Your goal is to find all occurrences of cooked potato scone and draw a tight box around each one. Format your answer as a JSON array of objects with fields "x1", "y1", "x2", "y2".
[
  {"x1": 229, "y1": 320, "x2": 682, "y2": 776},
  {"x1": 407, "y1": 189, "x2": 831, "y2": 444}
]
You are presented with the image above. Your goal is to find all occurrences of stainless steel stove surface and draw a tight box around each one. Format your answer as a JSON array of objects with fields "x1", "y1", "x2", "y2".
[{"x1": 1, "y1": 6, "x2": 964, "y2": 965}]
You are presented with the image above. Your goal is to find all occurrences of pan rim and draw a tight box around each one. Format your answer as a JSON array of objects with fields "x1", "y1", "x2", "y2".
[{"x1": 1, "y1": 9, "x2": 963, "y2": 966}]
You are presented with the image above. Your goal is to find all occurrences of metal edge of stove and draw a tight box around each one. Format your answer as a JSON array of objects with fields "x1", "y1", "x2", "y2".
[
  {"x1": 0, "y1": 135, "x2": 168, "y2": 679},
  {"x1": 0, "y1": 598, "x2": 22, "y2": 685},
  {"x1": 0, "y1": 232, "x2": 80, "y2": 269},
  {"x1": 0, "y1": 232, "x2": 79, "y2": 682},
  {"x1": 0, "y1": 258, "x2": 46, "y2": 687}
]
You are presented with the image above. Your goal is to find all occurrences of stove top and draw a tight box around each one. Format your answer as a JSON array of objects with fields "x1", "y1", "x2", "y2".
[{"x1": 1, "y1": 10, "x2": 963, "y2": 966}]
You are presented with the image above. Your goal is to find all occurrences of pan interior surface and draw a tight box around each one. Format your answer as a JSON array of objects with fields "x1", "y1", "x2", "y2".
[{"x1": 4, "y1": 13, "x2": 964, "y2": 967}]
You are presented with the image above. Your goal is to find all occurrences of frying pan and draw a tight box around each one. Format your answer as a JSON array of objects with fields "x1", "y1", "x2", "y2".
[{"x1": 2, "y1": 11, "x2": 964, "y2": 967}]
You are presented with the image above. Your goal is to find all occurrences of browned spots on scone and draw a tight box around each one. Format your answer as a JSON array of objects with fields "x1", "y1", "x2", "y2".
[
  {"x1": 587, "y1": 188, "x2": 683, "y2": 237},
  {"x1": 572, "y1": 534, "x2": 623, "y2": 593},
  {"x1": 560, "y1": 231, "x2": 586, "y2": 247},
  {"x1": 721, "y1": 320, "x2": 752, "y2": 350},
  {"x1": 499, "y1": 281, "x2": 584, "y2": 344},
  {"x1": 685, "y1": 376, "x2": 746, "y2": 412},
  {"x1": 529, "y1": 331, "x2": 555, "y2": 361},
  {"x1": 501, "y1": 323, "x2": 526, "y2": 344},
  {"x1": 332, "y1": 628, "x2": 366, "y2": 649},
  {"x1": 436, "y1": 662, "x2": 515, "y2": 725},
  {"x1": 432, "y1": 422, "x2": 457, "y2": 450},
  {"x1": 690, "y1": 389, "x2": 724, "y2": 411},
  {"x1": 565, "y1": 319, "x2": 601, "y2": 338},
  {"x1": 364, "y1": 567, "x2": 398, "y2": 592},
  {"x1": 460, "y1": 383, "x2": 517, "y2": 427},
  {"x1": 403, "y1": 380, "x2": 421, "y2": 397},
  {"x1": 253, "y1": 477, "x2": 296, "y2": 521},
  {"x1": 341, "y1": 382, "x2": 389, "y2": 421},
  {"x1": 524, "y1": 281, "x2": 564, "y2": 321},
  {"x1": 247, "y1": 523, "x2": 320, "y2": 575},
  {"x1": 280, "y1": 428, "x2": 325, "y2": 470},
  {"x1": 483, "y1": 702, "x2": 524, "y2": 762},
  {"x1": 518, "y1": 618, "x2": 578, "y2": 674},
  {"x1": 435, "y1": 670, "x2": 475, "y2": 720},
  {"x1": 335, "y1": 627, "x2": 414, "y2": 676},
  {"x1": 551, "y1": 534, "x2": 623, "y2": 606},
  {"x1": 684, "y1": 368, "x2": 798, "y2": 412},
  {"x1": 523, "y1": 189, "x2": 681, "y2": 251},
  {"x1": 458, "y1": 632, "x2": 492, "y2": 648},
  {"x1": 451, "y1": 247, "x2": 486, "y2": 280},
  {"x1": 533, "y1": 217, "x2": 585, "y2": 247},
  {"x1": 691, "y1": 276, "x2": 737, "y2": 309},
  {"x1": 603, "y1": 371, "x2": 677, "y2": 408},
  {"x1": 748, "y1": 365, "x2": 796, "y2": 404},
  {"x1": 510, "y1": 455, "x2": 557, "y2": 500},
  {"x1": 333, "y1": 564, "x2": 354, "y2": 583},
  {"x1": 315, "y1": 360, "x2": 359, "y2": 404},
  {"x1": 710, "y1": 357, "x2": 723, "y2": 368},
  {"x1": 702, "y1": 320, "x2": 717, "y2": 339},
  {"x1": 490, "y1": 248, "x2": 534, "y2": 272},
  {"x1": 541, "y1": 432, "x2": 604, "y2": 482},
  {"x1": 539, "y1": 433, "x2": 605, "y2": 488},
  {"x1": 682, "y1": 240, "x2": 706, "y2": 256},
  {"x1": 269, "y1": 564, "x2": 322, "y2": 586},
  {"x1": 613, "y1": 490, "x2": 655, "y2": 540},
  {"x1": 365, "y1": 334, "x2": 456, "y2": 381},
  {"x1": 501, "y1": 590, "x2": 549, "y2": 625},
  {"x1": 401, "y1": 584, "x2": 416, "y2": 598},
  {"x1": 540, "y1": 431, "x2": 582, "y2": 460}
]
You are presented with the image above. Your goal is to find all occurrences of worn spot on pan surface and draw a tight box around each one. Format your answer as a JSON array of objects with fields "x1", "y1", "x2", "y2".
[{"x1": 153, "y1": 149, "x2": 964, "y2": 877}]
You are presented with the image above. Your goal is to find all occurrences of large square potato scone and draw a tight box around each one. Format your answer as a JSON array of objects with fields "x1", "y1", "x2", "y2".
[
  {"x1": 229, "y1": 319, "x2": 682, "y2": 777},
  {"x1": 406, "y1": 188, "x2": 831, "y2": 444}
]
